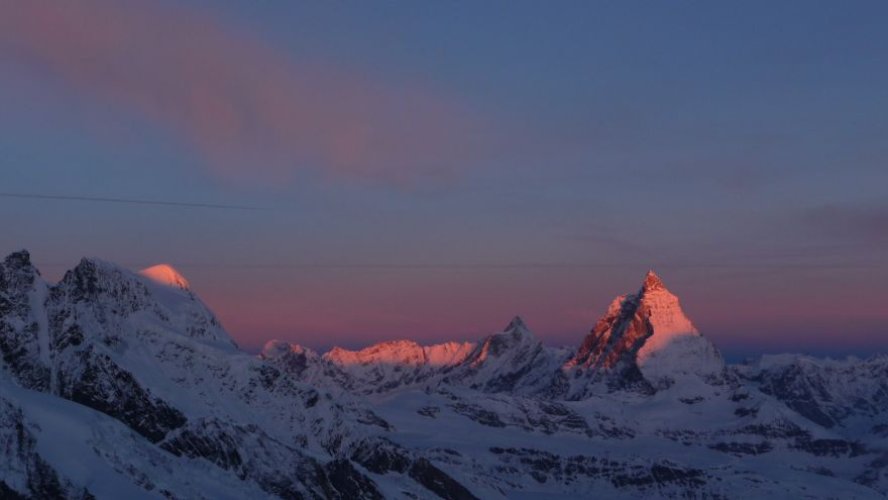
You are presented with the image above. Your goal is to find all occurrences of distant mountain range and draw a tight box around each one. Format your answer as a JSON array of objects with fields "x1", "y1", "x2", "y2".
[{"x1": 1, "y1": 250, "x2": 886, "y2": 499}]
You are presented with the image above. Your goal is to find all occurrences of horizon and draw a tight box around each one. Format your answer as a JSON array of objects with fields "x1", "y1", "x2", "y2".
[
  {"x1": 2, "y1": 1, "x2": 887, "y2": 359},
  {"x1": 8, "y1": 248, "x2": 884, "y2": 362}
]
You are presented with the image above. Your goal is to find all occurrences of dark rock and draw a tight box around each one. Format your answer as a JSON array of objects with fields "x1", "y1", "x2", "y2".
[
  {"x1": 710, "y1": 441, "x2": 773, "y2": 456},
  {"x1": 59, "y1": 350, "x2": 186, "y2": 443},
  {"x1": 450, "y1": 402, "x2": 505, "y2": 427},
  {"x1": 323, "y1": 459, "x2": 384, "y2": 500},
  {"x1": 350, "y1": 438, "x2": 411, "y2": 474},
  {"x1": 792, "y1": 437, "x2": 867, "y2": 457},
  {"x1": 408, "y1": 458, "x2": 479, "y2": 500}
]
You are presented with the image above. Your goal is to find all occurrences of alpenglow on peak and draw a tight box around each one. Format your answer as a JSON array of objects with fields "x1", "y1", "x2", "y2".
[
  {"x1": 642, "y1": 270, "x2": 665, "y2": 292},
  {"x1": 139, "y1": 264, "x2": 191, "y2": 290}
]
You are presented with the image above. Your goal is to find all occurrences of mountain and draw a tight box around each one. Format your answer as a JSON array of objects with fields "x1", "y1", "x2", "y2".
[
  {"x1": 563, "y1": 270, "x2": 725, "y2": 396},
  {"x1": 2, "y1": 250, "x2": 886, "y2": 499},
  {"x1": 440, "y1": 316, "x2": 571, "y2": 395},
  {"x1": 0, "y1": 251, "x2": 398, "y2": 498},
  {"x1": 737, "y1": 354, "x2": 888, "y2": 431},
  {"x1": 325, "y1": 339, "x2": 475, "y2": 394},
  {"x1": 260, "y1": 339, "x2": 477, "y2": 395}
]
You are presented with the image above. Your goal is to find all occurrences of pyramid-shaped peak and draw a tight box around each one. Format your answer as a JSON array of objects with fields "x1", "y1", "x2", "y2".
[
  {"x1": 642, "y1": 270, "x2": 666, "y2": 292},
  {"x1": 140, "y1": 264, "x2": 190, "y2": 290},
  {"x1": 504, "y1": 315, "x2": 529, "y2": 333},
  {"x1": 499, "y1": 316, "x2": 538, "y2": 345},
  {"x1": 566, "y1": 269, "x2": 721, "y2": 392}
]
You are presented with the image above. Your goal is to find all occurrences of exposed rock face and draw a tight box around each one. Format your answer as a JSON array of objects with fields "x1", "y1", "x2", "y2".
[
  {"x1": 161, "y1": 418, "x2": 386, "y2": 499},
  {"x1": 0, "y1": 251, "x2": 51, "y2": 392},
  {"x1": 0, "y1": 396, "x2": 83, "y2": 499}
]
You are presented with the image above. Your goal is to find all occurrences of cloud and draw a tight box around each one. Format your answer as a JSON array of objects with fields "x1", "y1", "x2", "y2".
[
  {"x1": 0, "y1": 0, "x2": 483, "y2": 185},
  {"x1": 801, "y1": 204, "x2": 888, "y2": 245}
]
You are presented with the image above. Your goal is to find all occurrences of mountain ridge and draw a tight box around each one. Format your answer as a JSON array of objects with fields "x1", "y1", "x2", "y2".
[{"x1": 2, "y1": 250, "x2": 886, "y2": 499}]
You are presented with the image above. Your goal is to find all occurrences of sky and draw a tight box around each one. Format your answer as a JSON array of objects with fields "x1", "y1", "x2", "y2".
[{"x1": 1, "y1": 0, "x2": 886, "y2": 357}]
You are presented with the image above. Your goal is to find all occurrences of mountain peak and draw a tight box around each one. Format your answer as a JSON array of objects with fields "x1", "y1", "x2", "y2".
[
  {"x1": 566, "y1": 271, "x2": 723, "y2": 391},
  {"x1": 642, "y1": 270, "x2": 665, "y2": 292},
  {"x1": 3, "y1": 249, "x2": 31, "y2": 267},
  {"x1": 139, "y1": 264, "x2": 190, "y2": 290},
  {"x1": 504, "y1": 315, "x2": 528, "y2": 333},
  {"x1": 261, "y1": 340, "x2": 318, "y2": 363},
  {"x1": 261, "y1": 340, "x2": 295, "y2": 360}
]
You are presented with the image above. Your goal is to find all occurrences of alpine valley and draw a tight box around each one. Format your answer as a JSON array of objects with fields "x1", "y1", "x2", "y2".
[{"x1": 1, "y1": 250, "x2": 886, "y2": 499}]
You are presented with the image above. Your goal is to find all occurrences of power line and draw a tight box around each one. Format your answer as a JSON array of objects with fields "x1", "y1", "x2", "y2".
[{"x1": 0, "y1": 192, "x2": 264, "y2": 211}]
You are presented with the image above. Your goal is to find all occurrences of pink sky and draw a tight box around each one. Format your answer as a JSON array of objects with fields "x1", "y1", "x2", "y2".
[{"x1": 2, "y1": 1, "x2": 886, "y2": 358}]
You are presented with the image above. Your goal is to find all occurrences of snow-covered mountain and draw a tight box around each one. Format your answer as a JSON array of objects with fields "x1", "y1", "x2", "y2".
[
  {"x1": 0, "y1": 251, "x2": 394, "y2": 498},
  {"x1": 2, "y1": 250, "x2": 886, "y2": 499},
  {"x1": 563, "y1": 270, "x2": 725, "y2": 397}
]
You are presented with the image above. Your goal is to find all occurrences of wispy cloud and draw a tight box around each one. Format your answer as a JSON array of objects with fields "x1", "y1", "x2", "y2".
[
  {"x1": 0, "y1": 0, "x2": 483, "y2": 185},
  {"x1": 802, "y1": 204, "x2": 888, "y2": 245}
]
